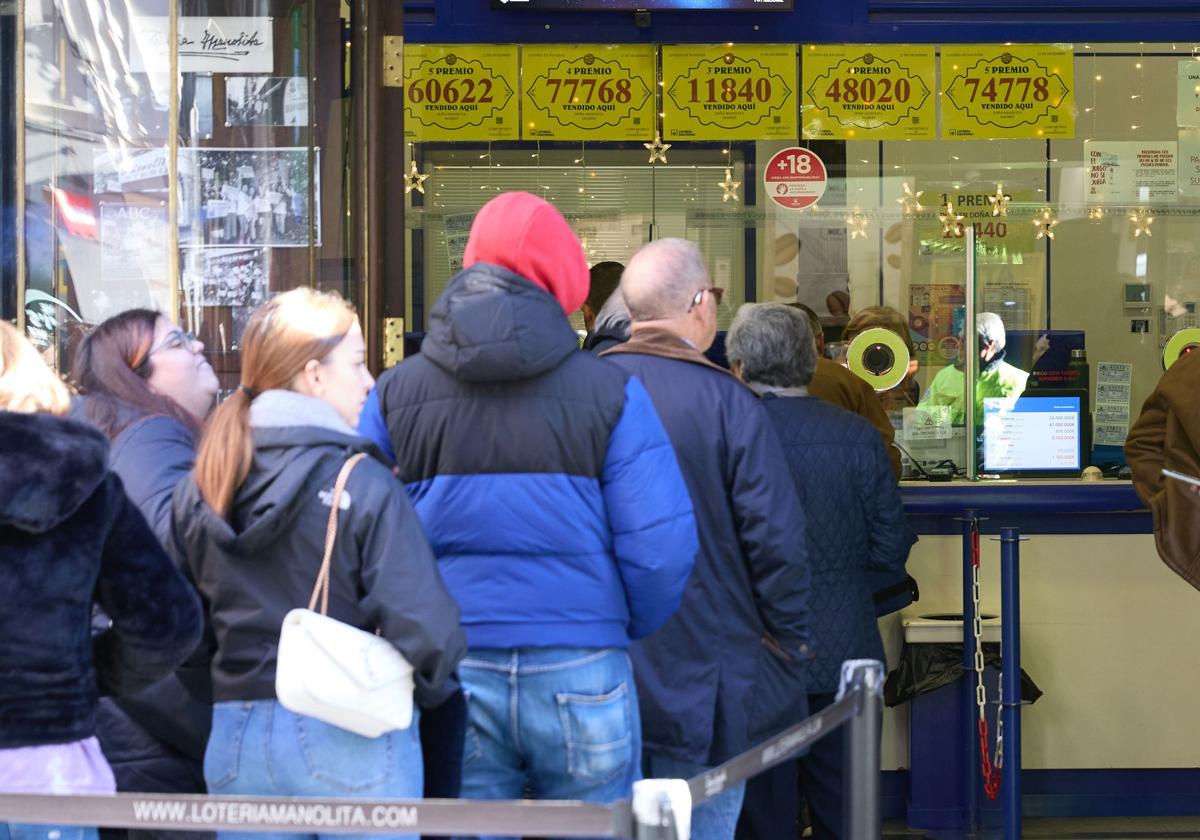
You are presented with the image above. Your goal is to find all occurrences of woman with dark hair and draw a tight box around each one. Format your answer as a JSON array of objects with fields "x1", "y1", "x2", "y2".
[
  {"x1": 74, "y1": 309, "x2": 219, "y2": 540},
  {"x1": 71, "y1": 309, "x2": 219, "y2": 829}
]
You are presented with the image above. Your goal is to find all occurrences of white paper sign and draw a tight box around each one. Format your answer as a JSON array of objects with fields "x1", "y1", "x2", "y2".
[
  {"x1": 95, "y1": 204, "x2": 172, "y2": 319},
  {"x1": 1086, "y1": 141, "x2": 1178, "y2": 204},
  {"x1": 1179, "y1": 60, "x2": 1200, "y2": 128},
  {"x1": 133, "y1": 17, "x2": 274, "y2": 74},
  {"x1": 903, "y1": 405, "x2": 952, "y2": 441},
  {"x1": 1178, "y1": 129, "x2": 1200, "y2": 199}
]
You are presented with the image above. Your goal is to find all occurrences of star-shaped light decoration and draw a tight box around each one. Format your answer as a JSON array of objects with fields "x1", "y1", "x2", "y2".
[
  {"x1": 846, "y1": 207, "x2": 869, "y2": 239},
  {"x1": 939, "y1": 200, "x2": 964, "y2": 237},
  {"x1": 1130, "y1": 207, "x2": 1154, "y2": 237},
  {"x1": 718, "y1": 168, "x2": 741, "y2": 203},
  {"x1": 644, "y1": 133, "x2": 671, "y2": 165},
  {"x1": 1032, "y1": 207, "x2": 1059, "y2": 240},
  {"x1": 402, "y1": 160, "x2": 429, "y2": 194},
  {"x1": 896, "y1": 182, "x2": 924, "y2": 217},
  {"x1": 987, "y1": 183, "x2": 1011, "y2": 217}
]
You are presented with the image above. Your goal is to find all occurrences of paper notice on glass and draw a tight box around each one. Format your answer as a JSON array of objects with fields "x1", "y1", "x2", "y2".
[
  {"x1": 1178, "y1": 129, "x2": 1200, "y2": 199},
  {"x1": 445, "y1": 214, "x2": 474, "y2": 276},
  {"x1": 96, "y1": 204, "x2": 172, "y2": 318},
  {"x1": 903, "y1": 405, "x2": 952, "y2": 441},
  {"x1": 1094, "y1": 361, "x2": 1133, "y2": 446},
  {"x1": 1085, "y1": 141, "x2": 1178, "y2": 205},
  {"x1": 1179, "y1": 60, "x2": 1200, "y2": 128}
]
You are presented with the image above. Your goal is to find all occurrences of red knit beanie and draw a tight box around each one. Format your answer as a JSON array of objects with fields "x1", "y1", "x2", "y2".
[{"x1": 462, "y1": 192, "x2": 589, "y2": 315}]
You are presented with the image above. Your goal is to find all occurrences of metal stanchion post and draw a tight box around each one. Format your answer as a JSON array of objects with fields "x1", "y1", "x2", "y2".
[
  {"x1": 960, "y1": 508, "x2": 980, "y2": 833},
  {"x1": 1000, "y1": 526, "x2": 1023, "y2": 840},
  {"x1": 842, "y1": 660, "x2": 884, "y2": 840}
]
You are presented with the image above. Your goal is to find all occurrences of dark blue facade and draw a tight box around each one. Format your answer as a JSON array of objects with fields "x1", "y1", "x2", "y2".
[{"x1": 406, "y1": 0, "x2": 1200, "y2": 45}]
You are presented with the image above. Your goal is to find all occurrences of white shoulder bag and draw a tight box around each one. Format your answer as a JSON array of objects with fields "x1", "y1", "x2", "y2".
[{"x1": 275, "y1": 453, "x2": 415, "y2": 738}]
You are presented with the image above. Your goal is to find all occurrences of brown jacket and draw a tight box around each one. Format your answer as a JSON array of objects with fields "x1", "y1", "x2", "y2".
[
  {"x1": 807, "y1": 357, "x2": 902, "y2": 479},
  {"x1": 602, "y1": 326, "x2": 747, "y2": 383},
  {"x1": 1125, "y1": 351, "x2": 1200, "y2": 590}
]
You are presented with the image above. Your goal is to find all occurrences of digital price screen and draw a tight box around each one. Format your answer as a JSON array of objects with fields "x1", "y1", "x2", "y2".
[
  {"x1": 982, "y1": 395, "x2": 1083, "y2": 473},
  {"x1": 491, "y1": 0, "x2": 792, "y2": 9}
]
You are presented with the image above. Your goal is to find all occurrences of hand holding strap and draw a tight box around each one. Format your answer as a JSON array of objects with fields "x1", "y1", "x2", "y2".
[{"x1": 308, "y1": 453, "x2": 368, "y2": 615}]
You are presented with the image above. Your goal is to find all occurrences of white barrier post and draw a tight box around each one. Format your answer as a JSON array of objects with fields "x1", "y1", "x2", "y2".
[{"x1": 632, "y1": 779, "x2": 691, "y2": 840}]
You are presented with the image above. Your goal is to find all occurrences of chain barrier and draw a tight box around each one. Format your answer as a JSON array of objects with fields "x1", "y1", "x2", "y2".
[{"x1": 970, "y1": 516, "x2": 1004, "y2": 801}]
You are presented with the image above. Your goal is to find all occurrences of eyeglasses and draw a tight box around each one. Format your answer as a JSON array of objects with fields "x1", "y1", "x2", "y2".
[
  {"x1": 687, "y1": 286, "x2": 725, "y2": 313},
  {"x1": 147, "y1": 330, "x2": 200, "y2": 357}
]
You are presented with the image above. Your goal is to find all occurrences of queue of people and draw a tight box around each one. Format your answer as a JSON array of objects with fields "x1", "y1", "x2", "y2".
[{"x1": 0, "y1": 191, "x2": 916, "y2": 840}]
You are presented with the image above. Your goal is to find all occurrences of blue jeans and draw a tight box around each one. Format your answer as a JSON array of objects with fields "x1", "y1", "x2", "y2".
[
  {"x1": 205, "y1": 700, "x2": 422, "y2": 840},
  {"x1": 459, "y1": 647, "x2": 640, "y2": 808},
  {"x1": 645, "y1": 754, "x2": 746, "y2": 840},
  {"x1": 1, "y1": 826, "x2": 96, "y2": 840}
]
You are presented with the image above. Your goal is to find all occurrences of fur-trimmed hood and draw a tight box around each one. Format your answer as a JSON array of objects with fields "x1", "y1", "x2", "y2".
[{"x1": 0, "y1": 410, "x2": 109, "y2": 533}]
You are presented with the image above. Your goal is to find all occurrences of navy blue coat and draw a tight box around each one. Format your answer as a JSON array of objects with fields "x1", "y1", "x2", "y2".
[
  {"x1": 84, "y1": 412, "x2": 213, "y2": 798},
  {"x1": 604, "y1": 340, "x2": 812, "y2": 766},
  {"x1": 361, "y1": 264, "x2": 698, "y2": 652},
  {"x1": 760, "y1": 393, "x2": 912, "y2": 693},
  {"x1": 109, "y1": 415, "x2": 197, "y2": 545}
]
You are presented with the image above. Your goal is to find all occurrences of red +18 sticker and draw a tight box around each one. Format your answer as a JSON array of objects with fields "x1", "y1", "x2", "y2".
[{"x1": 763, "y1": 147, "x2": 828, "y2": 211}]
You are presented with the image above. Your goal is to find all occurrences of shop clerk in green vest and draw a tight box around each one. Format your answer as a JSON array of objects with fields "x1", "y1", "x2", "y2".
[{"x1": 920, "y1": 311, "x2": 1030, "y2": 427}]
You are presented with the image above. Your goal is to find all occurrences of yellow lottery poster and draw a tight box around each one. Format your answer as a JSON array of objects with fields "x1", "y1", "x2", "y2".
[
  {"x1": 663, "y1": 44, "x2": 797, "y2": 141},
  {"x1": 801, "y1": 45, "x2": 935, "y2": 140},
  {"x1": 404, "y1": 44, "x2": 519, "y2": 142},
  {"x1": 941, "y1": 45, "x2": 1075, "y2": 139},
  {"x1": 522, "y1": 45, "x2": 655, "y2": 141}
]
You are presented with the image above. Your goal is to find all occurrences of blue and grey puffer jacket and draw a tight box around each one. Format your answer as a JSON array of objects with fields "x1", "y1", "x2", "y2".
[{"x1": 360, "y1": 263, "x2": 698, "y2": 651}]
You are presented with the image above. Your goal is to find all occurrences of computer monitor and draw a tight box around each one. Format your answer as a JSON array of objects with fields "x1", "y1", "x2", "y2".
[{"x1": 981, "y1": 388, "x2": 1088, "y2": 478}]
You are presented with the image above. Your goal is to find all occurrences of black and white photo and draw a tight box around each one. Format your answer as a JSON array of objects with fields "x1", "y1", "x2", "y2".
[
  {"x1": 225, "y1": 76, "x2": 309, "y2": 127},
  {"x1": 181, "y1": 247, "x2": 270, "y2": 308},
  {"x1": 179, "y1": 147, "x2": 319, "y2": 248}
]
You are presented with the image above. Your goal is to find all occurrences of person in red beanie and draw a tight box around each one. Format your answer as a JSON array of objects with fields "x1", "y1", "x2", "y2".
[{"x1": 358, "y1": 192, "x2": 698, "y2": 818}]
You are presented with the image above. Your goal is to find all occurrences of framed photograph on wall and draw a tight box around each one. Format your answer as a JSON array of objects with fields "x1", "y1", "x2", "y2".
[
  {"x1": 178, "y1": 147, "x2": 321, "y2": 248},
  {"x1": 225, "y1": 76, "x2": 309, "y2": 127},
  {"x1": 181, "y1": 247, "x2": 270, "y2": 308}
]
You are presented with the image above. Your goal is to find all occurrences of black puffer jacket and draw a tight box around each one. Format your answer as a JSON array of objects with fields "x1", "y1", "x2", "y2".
[
  {"x1": 172, "y1": 392, "x2": 467, "y2": 709},
  {"x1": 0, "y1": 410, "x2": 202, "y2": 749},
  {"x1": 583, "y1": 290, "x2": 631, "y2": 355}
]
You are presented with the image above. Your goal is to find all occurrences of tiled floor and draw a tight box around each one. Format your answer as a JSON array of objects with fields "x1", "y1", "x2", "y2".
[{"x1": 883, "y1": 817, "x2": 1200, "y2": 839}]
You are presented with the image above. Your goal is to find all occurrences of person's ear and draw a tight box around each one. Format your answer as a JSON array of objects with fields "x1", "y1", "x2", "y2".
[
  {"x1": 731, "y1": 360, "x2": 745, "y2": 381},
  {"x1": 291, "y1": 358, "x2": 322, "y2": 397},
  {"x1": 907, "y1": 358, "x2": 920, "y2": 377}
]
